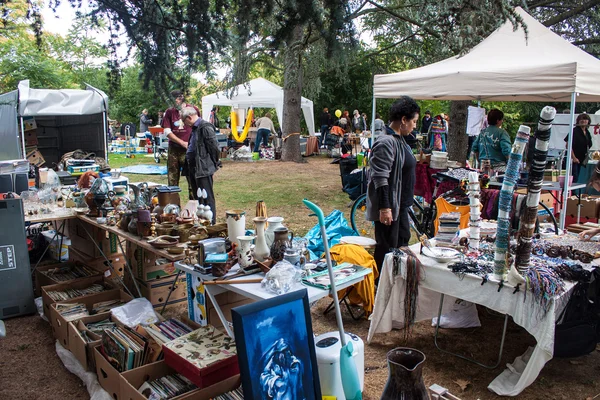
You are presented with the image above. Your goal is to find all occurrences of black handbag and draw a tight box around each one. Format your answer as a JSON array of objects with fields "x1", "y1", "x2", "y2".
[{"x1": 554, "y1": 282, "x2": 598, "y2": 358}]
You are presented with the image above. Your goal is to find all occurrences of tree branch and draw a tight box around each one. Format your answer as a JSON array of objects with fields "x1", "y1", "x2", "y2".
[
  {"x1": 542, "y1": 0, "x2": 600, "y2": 26},
  {"x1": 572, "y1": 37, "x2": 600, "y2": 46},
  {"x1": 365, "y1": 0, "x2": 441, "y2": 39}
]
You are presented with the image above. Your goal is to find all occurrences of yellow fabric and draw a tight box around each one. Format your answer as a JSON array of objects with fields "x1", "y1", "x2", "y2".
[
  {"x1": 328, "y1": 244, "x2": 378, "y2": 316},
  {"x1": 433, "y1": 197, "x2": 473, "y2": 235}
]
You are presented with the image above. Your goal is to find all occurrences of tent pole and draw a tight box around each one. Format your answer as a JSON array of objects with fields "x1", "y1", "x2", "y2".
[
  {"x1": 19, "y1": 116, "x2": 26, "y2": 159},
  {"x1": 102, "y1": 111, "x2": 108, "y2": 162},
  {"x1": 371, "y1": 95, "x2": 376, "y2": 140},
  {"x1": 559, "y1": 92, "x2": 577, "y2": 231}
]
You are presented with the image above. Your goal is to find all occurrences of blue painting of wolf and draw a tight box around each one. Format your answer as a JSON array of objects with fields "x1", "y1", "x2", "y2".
[{"x1": 239, "y1": 297, "x2": 316, "y2": 400}]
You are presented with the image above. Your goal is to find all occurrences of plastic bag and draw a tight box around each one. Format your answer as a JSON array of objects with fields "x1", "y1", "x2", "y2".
[
  {"x1": 431, "y1": 299, "x2": 481, "y2": 328},
  {"x1": 304, "y1": 209, "x2": 357, "y2": 260},
  {"x1": 261, "y1": 260, "x2": 302, "y2": 295},
  {"x1": 110, "y1": 298, "x2": 158, "y2": 327}
]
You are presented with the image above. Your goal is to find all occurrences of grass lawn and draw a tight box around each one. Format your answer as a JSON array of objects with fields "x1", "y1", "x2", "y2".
[{"x1": 109, "y1": 153, "x2": 351, "y2": 236}]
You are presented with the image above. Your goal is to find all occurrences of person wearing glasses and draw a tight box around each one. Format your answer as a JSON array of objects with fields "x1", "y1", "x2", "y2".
[{"x1": 161, "y1": 90, "x2": 200, "y2": 199}]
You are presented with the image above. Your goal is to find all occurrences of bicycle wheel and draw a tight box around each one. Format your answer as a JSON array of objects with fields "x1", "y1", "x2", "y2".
[{"x1": 350, "y1": 193, "x2": 375, "y2": 239}]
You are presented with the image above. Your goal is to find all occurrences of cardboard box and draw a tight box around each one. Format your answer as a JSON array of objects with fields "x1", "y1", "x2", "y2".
[
  {"x1": 89, "y1": 253, "x2": 127, "y2": 278},
  {"x1": 135, "y1": 276, "x2": 187, "y2": 306},
  {"x1": 565, "y1": 195, "x2": 600, "y2": 220},
  {"x1": 49, "y1": 288, "x2": 131, "y2": 349},
  {"x1": 34, "y1": 260, "x2": 103, "y2": 297},
  {"x1": 25, "y1": 129, "x2": 38, "y2": 146},
  {"x1": 94, "y1": 346, "x2": 124, "y2": 400},
  {"x1": 26, "y1": 149, "x2": 45, "y2": 167},
  {"x1": 41, "y1": 275, "x2": 110, "y2": 321},
  {"x1": 121, "y1": 361, "x2": 240, "y2": 400},
  {"x1": 68, "y1": 314, "x2": 113, "y2": 372},
  {"x1": 127, "y1": 243, "x2": 175, "y2": 281},
  {"x1": 544, "y1": 169, "x2": 559, "y2": 182},
  {"x1": 538, "y1": 193, "x2": 555, "y2": 210},
  {"x1": 68, "y1": 219, "x2": 119, "y2": 258}
]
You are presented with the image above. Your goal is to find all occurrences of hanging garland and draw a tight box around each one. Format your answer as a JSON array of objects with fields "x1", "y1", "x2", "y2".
[{"x1": 230, "y1": 108, "x2": 254, "y2": 143}]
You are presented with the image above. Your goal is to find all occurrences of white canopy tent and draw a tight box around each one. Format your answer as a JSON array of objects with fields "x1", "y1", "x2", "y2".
[
  {"x1": 201, "y1": 77, "x2": 316, "y2": 135},
  {"x1": 372, "y1": 6, "x2": 600, "y2": 231}
]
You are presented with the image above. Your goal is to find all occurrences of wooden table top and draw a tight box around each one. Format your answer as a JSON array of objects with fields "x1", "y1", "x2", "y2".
[{"x1": 77, "y1": 215, "x2": 186, "y2": 262}]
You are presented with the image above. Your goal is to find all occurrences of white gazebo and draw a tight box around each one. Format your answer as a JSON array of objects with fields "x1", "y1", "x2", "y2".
[
  {"x1": 201, "y1": 77, "x2": 316, "y2": 135},
  {"x1": 372, "y1": 6, "x2": 600, "y2": 230}
]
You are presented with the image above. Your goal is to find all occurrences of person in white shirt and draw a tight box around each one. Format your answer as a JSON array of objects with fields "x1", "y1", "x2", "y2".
[{"x1": 254, "y1": 112, "x2": 276, "y2": 154}]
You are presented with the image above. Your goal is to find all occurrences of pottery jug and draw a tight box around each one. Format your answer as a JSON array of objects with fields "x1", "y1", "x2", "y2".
[
  {"x1": 127, "y1": 210, "x2": 139, "y2": 235},
  {"x1": 380, "y1": 348, "x2": 428, "y2": 400},
  {"x1": 237, "y1": 235, "x2": 255, "y2": 269},
  {"x1": 226, "y1": 210, "x2": 246, "y2": 247},
  {"x1": 270, "y1": 227, "x2": 293, "y2": 262},
  {"x1": 265, "y1": 216, "x2": 284, "y2": 248},
  {"x1": 119, "y1": 211, "x2": 132, "y2": 231},
  {"x1": 253, "y1": 217, "x2": 270, "y2": 262}
]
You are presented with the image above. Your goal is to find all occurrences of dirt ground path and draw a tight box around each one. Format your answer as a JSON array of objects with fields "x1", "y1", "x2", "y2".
[{"x1": 1, "y1": 155, "x2": 599, "y2": 399}]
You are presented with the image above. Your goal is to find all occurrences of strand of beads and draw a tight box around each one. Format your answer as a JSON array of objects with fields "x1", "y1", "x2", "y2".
[
  {"x1": 493, "y1": 125, "x2": 530, "y2": 280},
  {"x1": 468, "y1": 171, "x2": 481, "y2": 251}
]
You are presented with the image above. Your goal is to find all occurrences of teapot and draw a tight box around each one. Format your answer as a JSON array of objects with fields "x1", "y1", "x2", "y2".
[{"x1": 283, "y1": 247, "x2": 305, "y2": 268}]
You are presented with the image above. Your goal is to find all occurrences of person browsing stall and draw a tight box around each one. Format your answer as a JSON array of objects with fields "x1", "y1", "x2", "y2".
[
  {"x1": 320, "y1": 107, "x2": 331, "y2": 147},
  {"x1": 565, "y1": 113, "x2": 593, "y2": 182},
  {"x1": 139, "y1": 109, "x2": 152, "y2": 133},
  {"x1": 161, "y1": 90, "x2": 200, "y2": 199},
  {"x1": 182, "y1": 107, "x2": 220, "y2": 224},
  {"x1": 472, "y1": 108, "x2": 511, "y2": 172},
  {"x1": 366, "y1": 96, "x2": 420, "y2": 271},
  {"x1": 253, "y1": 112, "x2": 276, "y2": 154}
]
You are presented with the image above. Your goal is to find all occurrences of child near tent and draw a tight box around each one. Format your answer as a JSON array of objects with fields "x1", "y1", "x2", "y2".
[{"x1": 428, "y1": 115, "x2": 447, "y2": 151}]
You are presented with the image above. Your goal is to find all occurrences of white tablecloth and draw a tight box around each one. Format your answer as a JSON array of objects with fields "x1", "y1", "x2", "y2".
[{"x1": 367, "y1": 244, "x2": 576, "y2": 396}]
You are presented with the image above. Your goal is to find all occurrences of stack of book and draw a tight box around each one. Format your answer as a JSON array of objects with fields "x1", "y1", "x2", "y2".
[
  {"x1": 101, "y1": 325, "x2": 158, "y2": 372},
  {"x1": 144, "y1": 319, "x2": 195, "y2": 345},
  {"x1": 436, "y1": 212, "x2": 461, "y2": 245},
  {"x1": 91, "y1": 300, "x2": 128, "y2": 314},
  {"x1": 42, "y1": 264, "x2": 99, "y2": 282},
  {"x1": 137, "y1": 374, "x2": 197, "y2": 399},
  {"x1": 214, "y1": 387, "x2": 244, "y2": 399},
  {"x1": 47, "y1": 283, "x2": 108, "y2": 301},
  {"x1": 55, "y1": 303, "x2": 89, "y2": 321},
  {"x1": 86, "y1": 319, "x2": 116, "y2": 335}
]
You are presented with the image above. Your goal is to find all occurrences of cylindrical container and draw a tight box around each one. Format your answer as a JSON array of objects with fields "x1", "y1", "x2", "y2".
[
  {"x1": 265, "y1": 216, "x2": 285, "y2": 248},
  {"x1": 226, "y1": 210, "x2": 246, "y2": 247},
  {"x1": 237, "y1": 235, "x2": 255, "y2": 268},
  {"x1": 138, "y1": 209, "x2": 151, "y2": 223}
]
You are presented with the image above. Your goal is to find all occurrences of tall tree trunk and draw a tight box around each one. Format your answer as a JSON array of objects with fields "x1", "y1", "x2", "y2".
[
  {"x1": 281, "y1": 25, "x2": 305, "y2": 163},
  {"x1": 447, "y1": 100, "x2": 470, "y2": 164}
]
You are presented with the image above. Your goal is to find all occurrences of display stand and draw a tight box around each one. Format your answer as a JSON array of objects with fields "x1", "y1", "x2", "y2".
[{"x1": 26, "y1": 213, "x2": 77, "y2": 272}]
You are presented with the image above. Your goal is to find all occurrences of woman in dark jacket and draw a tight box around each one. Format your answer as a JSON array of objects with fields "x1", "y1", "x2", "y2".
[
  {"x1": 565, "y1": 113, "x2": 592, "y2": 181},
  {"x1": 366, "y1": 96, "x2": 420, "y2": 271}
]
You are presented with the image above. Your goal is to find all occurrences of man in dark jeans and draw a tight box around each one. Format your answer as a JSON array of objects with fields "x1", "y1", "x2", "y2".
[
  {"x1": 319, "y1": 107, "x2": 331, "y2": 148},
  {"x1": 420, "y1": 110, "x2": 432, "y2": 146}
]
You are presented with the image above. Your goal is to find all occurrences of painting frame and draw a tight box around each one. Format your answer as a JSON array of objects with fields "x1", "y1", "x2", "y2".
[{"x1": 232, "y1": 289, "x2": 322, "y2": 400}]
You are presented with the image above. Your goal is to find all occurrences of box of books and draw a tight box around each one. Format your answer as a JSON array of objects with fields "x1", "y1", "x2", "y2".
[
  {"x1": 121, "y1": 361, "x2": 241, "y2": 400},
  {"x1": 163, "y1": 326, "x2": 239, "y2": 389},
  {"x1": 41, "y1": 275, "x2": 116, "y2": 321},
  {"x1": 49, "y1": 289, "x2": 133, "y2": 349},
  {"x1": 68, "y1": 315, "x2": 118, "y2": 372},
  {"x1": 35, "y1": 260, "x2": 103, "y2": 297},
  {"x1": 135, "y1": 275, "x2": 187, "y2": 306},
  {"x1": 94, "y1": 346, "x2": 124, "y2": 399}
]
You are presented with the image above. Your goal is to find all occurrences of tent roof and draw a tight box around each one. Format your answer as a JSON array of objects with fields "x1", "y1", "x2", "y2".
[
  {"x1": 201, "y1": 77, "x2": 315, "y2": 134},
  {"x1": 201, "y1": 77, "x2": 313, "y2": 109},
  {"x1": 373, "y1": 7, "x2": 600, "y2": 102},
  {"x1": 17, "y1": 80, "x2": 108, "y2": 116}
]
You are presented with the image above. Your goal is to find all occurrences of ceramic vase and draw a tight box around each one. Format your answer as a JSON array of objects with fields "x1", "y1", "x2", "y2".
[
  {"x1": 270, "y1": 227, "x2": 293, "y2": 262},
  {"x1": 226, "y1": 210, "x2": 246, "y2": 247},
  {"x1": 237, "y1": 235, "x2": 255, "y2": 269},
  {"x1": 265, "y1": 216, "x2": 284, "y2": 248},
  {"x1": 127, "y1": 210, "x2": 139, "y2": 235},
  {"x1": 253, "y1": 217, "x2": 270, "y2": 262},
  {"x1": 380, "y1": 348, "x2": 428, "y2": 400}
]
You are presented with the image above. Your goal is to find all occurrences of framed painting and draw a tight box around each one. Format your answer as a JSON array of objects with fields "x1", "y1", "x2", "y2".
[{"x1": 232, "y1": 289, "x2": 322, "y2": 400}]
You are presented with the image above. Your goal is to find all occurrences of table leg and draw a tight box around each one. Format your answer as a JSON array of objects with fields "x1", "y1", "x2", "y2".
[
  {"x1": 115, "y1": 235, "x2": 144, "y2": 299},
  {"x1": 31, "y1": 222, "x2": 59, "y2": 273},
  {"x1": 204, "y1": 286, "x2": 235, "y2": 338},
  {"x1": 433, "y1": 294, "x2": 508, "y2": 369},
  {"x1": 79, "y1": 221, "x2": 140, "y2": 298},
  {"x1": 160, "y1": 269, "x2": 183, "y2": 315}
]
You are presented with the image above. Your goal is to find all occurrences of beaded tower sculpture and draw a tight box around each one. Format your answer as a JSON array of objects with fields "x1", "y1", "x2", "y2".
[
  {"x1": 467, "y1": 171, "x2": 481, "y2": 251},
  {"x1": 515, "y1": 107, "x2": 557, "y2": 274},
  {"x1": 493, "y1": 126, "x2": 530, "y2": 280}
]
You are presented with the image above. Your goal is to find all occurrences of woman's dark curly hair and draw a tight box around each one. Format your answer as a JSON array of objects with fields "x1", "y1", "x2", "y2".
[{"x1": 389, "y1": 96, "x2": 420, "y2": 122}]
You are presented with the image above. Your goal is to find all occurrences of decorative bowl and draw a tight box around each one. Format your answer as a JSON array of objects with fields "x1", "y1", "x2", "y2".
[
  {"x1": 167, "y1": 246, "x2": 184, "y2": 255},
  {"x1": 148, "y1": 235, "x2": 179, "y2": 249}
]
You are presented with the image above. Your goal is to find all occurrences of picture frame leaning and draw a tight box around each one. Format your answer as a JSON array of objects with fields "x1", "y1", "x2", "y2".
[{"x1": 232, "y1": 288, "x2": 322, "y2": 400}]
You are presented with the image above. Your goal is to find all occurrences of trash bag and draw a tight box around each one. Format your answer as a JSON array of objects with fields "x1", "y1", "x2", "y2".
[{"x1": 304, "y1": 209, "x2": 357, "y2": 260}]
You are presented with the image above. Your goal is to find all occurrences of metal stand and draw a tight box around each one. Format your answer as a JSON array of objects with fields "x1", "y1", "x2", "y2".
[
  {"x1": 433, "y1": 294, "x2": 508, "y2": 369},
  {"x1": 160, "y1": 269, "x2": 183, "y2": 315},
  {"x1": 324, "y1": 286, "x2": 365, "y2": 320},
  {"x1": 204, "y1": 285, "x2": 235, "y2": 338},
  {"x1": 79, "y1": 222, "x2": 142, "y2": 298},
  {"x1": 31, "y1": 219, "x2": 68, "y2": 273}
]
